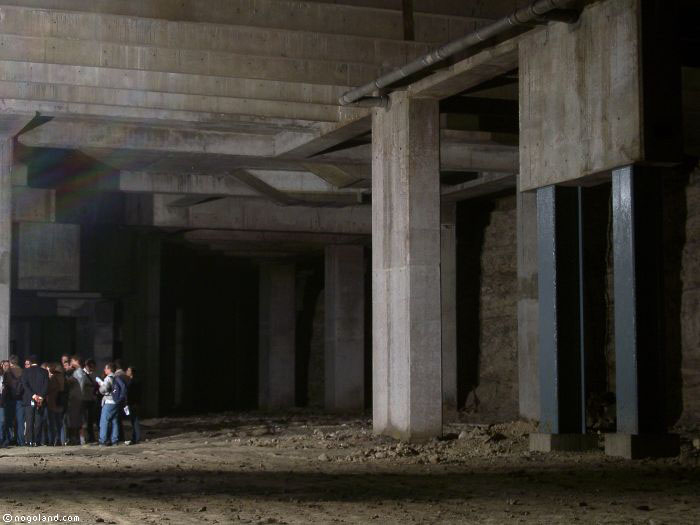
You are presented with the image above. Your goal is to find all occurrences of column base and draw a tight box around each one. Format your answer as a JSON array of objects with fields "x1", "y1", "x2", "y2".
[
  {"x1": 529, "y1": 433, "x2": 599, "y2": 453},
  {"x1": 604, "y1": 433, "x2": 680, "y2": 459}
]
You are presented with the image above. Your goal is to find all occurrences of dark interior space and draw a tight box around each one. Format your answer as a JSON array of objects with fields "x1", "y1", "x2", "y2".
[
  {"x1": 455, "y1": 194, "x2": 498, "y2": 410},
  {"x1": 159, "y1": 242, "x2": 259, "y2": 414}
]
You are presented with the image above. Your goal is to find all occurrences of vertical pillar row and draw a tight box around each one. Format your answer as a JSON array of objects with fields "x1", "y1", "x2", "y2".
[
  {"x1": 372, "y1": 92, "x2": 442, "y2": 441},
  {"x1": 324, "y1": 245, "x2": 365, "y2": 412},
  {"x1": 258, "y1": 262, "x2": 296, "y2": 410}
]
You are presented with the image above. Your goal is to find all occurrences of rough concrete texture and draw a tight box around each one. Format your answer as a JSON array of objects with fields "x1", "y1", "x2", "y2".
[
  {"x1": 259, "y1": 262, "x2": 296, "y2": 410},
  {"x1": 325, "y1": 245, "x2": 365, "y2": 412},
  {"x1": 471, "y1": 195, "x2": 519, "y2": 422},
  {"x1": 0, "y1": 140, "x2": 10, "y2": 360},
  {"x1": 517, "y1": 189, "x2": 539, "y2": 422},
  {"x1": 16, "y1": 221, "x2": 81, "y2": 291},
  {"x1": 371, "y1": 93, "x2": 442, "y2": 441},
  {"x1": 678, "y1": 165, "x2": 700, "y2": 423},
  {"x1": 0, "y1": 1, "x2": 502, "y2": 43},
  {"x1": 441, "y1": 203, "x2": 458, "y2": 421},
  {"x1": 519, "y1": 0, "x2": 644, "y2": 191}
]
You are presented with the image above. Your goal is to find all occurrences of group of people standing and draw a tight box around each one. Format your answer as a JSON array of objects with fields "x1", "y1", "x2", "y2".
[{"x1": 0, "y1": 354, "x2": 142, "y2": 447}]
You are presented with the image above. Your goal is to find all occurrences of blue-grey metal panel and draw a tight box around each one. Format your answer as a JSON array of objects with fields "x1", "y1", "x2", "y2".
[
  {"x1": 537, "y1": 185, "x2": 583, "y2": 434},
  {"x1": 612, "y1": 165, "x2": 666, "y2": 435}
]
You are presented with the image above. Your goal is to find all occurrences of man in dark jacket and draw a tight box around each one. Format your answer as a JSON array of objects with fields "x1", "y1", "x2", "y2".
[{"x1": 21, "y1": 355, "x2": 49, "y2": 446}]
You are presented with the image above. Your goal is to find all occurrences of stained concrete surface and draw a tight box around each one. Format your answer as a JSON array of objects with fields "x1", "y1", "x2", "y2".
[{"x1": 1, "y1": 412, "x2": 700, "y2": 524}]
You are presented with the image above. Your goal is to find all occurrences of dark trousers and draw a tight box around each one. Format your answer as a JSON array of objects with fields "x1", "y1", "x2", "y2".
[
  {"x1": 15, "y1": 401, "x2": 25, "y2": 446},
  {"x1": 81, "y1": 400, "x2": 97, "y2": 442},
  {"x1": 24, "y1": 404, "x2": 47, "y2": 445},
  {"x1": 2, "y1": 402, "x2": 15, "y2": 445},
  {"x1": 48, "y1": 410, "x2": 63, "y2": 446}
]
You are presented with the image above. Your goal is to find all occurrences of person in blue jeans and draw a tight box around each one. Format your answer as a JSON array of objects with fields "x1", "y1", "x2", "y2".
[{"x1": 98, "y1": 363, "x2": 119, "y2": 446}]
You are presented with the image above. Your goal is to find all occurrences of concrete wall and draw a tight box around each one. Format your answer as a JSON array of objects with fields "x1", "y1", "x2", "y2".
[{"x1": 16, "y1": 222, "x2": 80, "y2": 291}]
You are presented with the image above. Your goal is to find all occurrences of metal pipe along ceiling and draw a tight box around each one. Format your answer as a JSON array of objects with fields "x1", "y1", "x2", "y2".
[{"x1": 338, "y1": 0, "x2": 576, "y2": 106}]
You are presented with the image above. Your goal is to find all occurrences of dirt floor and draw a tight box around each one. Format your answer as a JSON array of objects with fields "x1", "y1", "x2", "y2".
[{"x1": 0, "y1": 412, "x2": 699, "y2": 524}]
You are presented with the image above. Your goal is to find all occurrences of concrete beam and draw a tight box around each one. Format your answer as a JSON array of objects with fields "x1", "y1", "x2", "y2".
[
  {"x1": 19, "y1": 120, "x2": 277, "y2": 156},
  {"x1": 133, "y1": 194, "x2": 372, "y2": 234},
  {"x1": 1, "y1": 81, "x2": 356, "y2": 124},
  {"x1": 408, "y1": 37, "x2": 520, "y2": 100},
  {"x1": 441, "y1": 173, "x2": 515, "y2": 201},
  {"x1": 0, "y1": 6, "x2": 438, "y2": 68},
  {"x1": 246, "y1": 169, "x2": 363, "y2": 195},
  {"x1": 276, "y1": 115, "x2": 372, "y2": 159},
  {"x1": 0, "y1": 60, "x2": 353, "y2": 109},
  {"x1": 519, "y1": 0, "x2": 682, "y2": 191},
  {"x1": 108, "y1": 171, "x2": 260, "y2": 197},
  {"x1": 183, "y1": 229, "x2": 367, "y2": 245},
  {"x1": 0, "y1": 0, "x2": 497, "y2": 43},
  {"x1": 0, "y1": 33, "x2": 385, "y2": 88},
  {"x1": 313, "y1": 133, "x2": 519, "y2": 173},
  {"x1": 303, "y1": 163, "x2": 371, "y2": 189}
]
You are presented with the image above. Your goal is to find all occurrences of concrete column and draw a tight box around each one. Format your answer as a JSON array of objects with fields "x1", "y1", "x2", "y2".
[
  {"x1": 441, "y1": 203, "x2": 457, "y2": 421},
  {"x1": 140, "y1": 236, "x2": 161, "y2": 417},
  {"x1": 0, "y1": 140, "x2": 11, "y2": 361},
  {"x1": 372, "y1": 93, "x2": 442, "y2": 441},
  {"x1": 123, "y1": 235, "x2": 161, "y2": 417},
  {"x1": 258, "y1": 262, "x2": 296, "y2": 409},
  {"x1": 324, "y1": 245, "x2": 365, "y2": 412},
  {"x1": 517, "y1": 189, "x2": 539, "y2": 421}
]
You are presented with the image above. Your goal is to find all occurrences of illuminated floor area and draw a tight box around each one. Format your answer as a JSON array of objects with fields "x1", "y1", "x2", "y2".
[{"x1": 1, "y1": 413, "x2": 699, "y2": 524}]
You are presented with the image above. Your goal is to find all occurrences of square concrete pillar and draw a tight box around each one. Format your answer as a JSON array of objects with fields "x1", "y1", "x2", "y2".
[
  {"x1": 258, "y1": 262, "x2": 296, "y2": 410},
  {"x1": 324, "y1": 245, "x2": 364, "y2": 412},
  {"x1": 0, "y1": 140, "x2": 11, "y2": 360},
  {"x1": 517, "y1": 189, "x2": 539, "y2": 422},
  {"x1": 137, "y1": 236, "x2": 161, "y2": 418},
  {"x1": 372, "y1": 93, "x2": 442, "y2": 441},
  {"x1": 441, "y1": 203, "x2": 457, "y2": 421}
]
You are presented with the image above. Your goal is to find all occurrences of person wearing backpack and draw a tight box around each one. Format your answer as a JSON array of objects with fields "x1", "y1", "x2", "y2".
[{"x1": 98, "y1": 362, "x2": 121, "y2": 446}]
